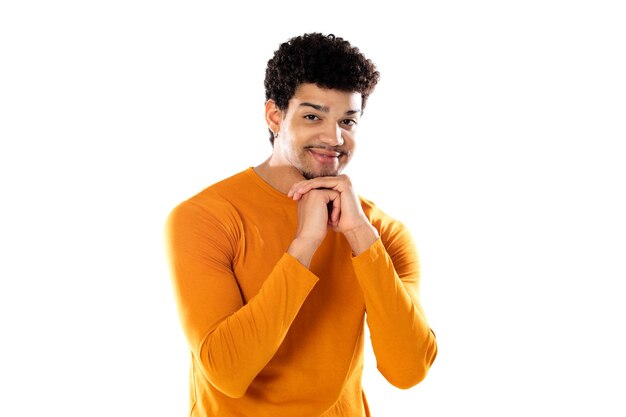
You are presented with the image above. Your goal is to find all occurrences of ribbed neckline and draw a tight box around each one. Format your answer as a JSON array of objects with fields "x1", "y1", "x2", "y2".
[{"x1": 244, "y1": 167, "x2": 295, "y2": 204}]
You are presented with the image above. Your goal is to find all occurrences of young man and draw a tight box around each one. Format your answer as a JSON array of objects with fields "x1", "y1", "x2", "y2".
[{"x1": 166, "y1": 33, "x2": 437, "y2": 417}]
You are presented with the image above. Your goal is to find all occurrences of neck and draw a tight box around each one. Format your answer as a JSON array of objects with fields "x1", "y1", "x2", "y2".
[{"x1": 254, "y1": 158, "x2": 305, "y2": 195}]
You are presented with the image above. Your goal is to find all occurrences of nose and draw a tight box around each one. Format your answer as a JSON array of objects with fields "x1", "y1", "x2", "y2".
[{"x1": 320, "y1": 123, "x2": 344, "y2": 147}]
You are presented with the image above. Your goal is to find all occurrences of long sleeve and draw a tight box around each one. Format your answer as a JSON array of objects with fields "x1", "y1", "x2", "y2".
[
  {"x1": 352, "y1": 229, "x2": 437, "y2": 389},
  {"x1": 166, "y1": 201, "x2": 318, "y2": 398}
]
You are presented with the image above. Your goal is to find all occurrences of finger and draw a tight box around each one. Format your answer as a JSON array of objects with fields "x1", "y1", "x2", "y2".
[
  {"x1": 288, "y1": 180, "x2": 311, "y2": 199},
  {"x1": 289, "y1": 177, "x2": 345, "y2": 200},
  {"x1": 291, "y1": 189, "x2": 306, "y2": 201},
  {"x1": 329, "y1": 191, "x2": 341, "y2": 225},
  {"x1": 290, "y1": 182, "x2": 328, "y2": 200}
]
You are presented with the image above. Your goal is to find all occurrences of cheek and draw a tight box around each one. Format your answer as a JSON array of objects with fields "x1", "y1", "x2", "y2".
[{"x1": 342, "y1": 132, "x2": 356, "y2": 149}]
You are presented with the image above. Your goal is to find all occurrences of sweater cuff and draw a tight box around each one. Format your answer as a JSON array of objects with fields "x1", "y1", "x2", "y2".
[
  {"x1": 351, "y1": 237, "x2": 385, "y2": 269},
  {"x1": 280, "y1": 252, "x2": 320, "y2": 287}
]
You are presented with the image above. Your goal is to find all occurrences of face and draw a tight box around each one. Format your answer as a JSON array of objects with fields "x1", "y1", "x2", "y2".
[{"x1": 268, "y1": 83, "x2": 362, "y2": 179}]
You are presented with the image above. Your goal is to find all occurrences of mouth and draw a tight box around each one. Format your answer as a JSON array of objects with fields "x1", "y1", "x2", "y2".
[{"x1": 307, "y1": 148, "x2": 343, "y2": 164}]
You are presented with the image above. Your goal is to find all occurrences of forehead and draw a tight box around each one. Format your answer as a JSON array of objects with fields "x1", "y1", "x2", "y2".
[{"x1": 290, "y1": 83, "x2": 362, "y2": 111}]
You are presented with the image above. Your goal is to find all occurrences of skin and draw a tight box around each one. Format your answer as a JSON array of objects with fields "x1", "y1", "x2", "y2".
[{"x1": 255, "y1": 83, "x2": 379, "y2": 268}]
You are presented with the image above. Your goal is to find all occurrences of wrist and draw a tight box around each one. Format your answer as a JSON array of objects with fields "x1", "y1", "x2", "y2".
[
  {"x1": 287, "y1": 236, "x2": 322, "y2": 268},
  {"x1": 343, "y1": 223, "x2": 379, "y2": 256}
]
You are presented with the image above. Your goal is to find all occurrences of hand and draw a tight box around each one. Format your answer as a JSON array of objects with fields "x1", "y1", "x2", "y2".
[
  {"x1": 294, "y1": 188, "x2": 341, "y2": 244},
  {"x1": 287, "y1": 188, "x2": 341, "y2": 267},
  {"x1": 288, "y1": 175, "x2": 379, "y2": 255},
  {"x1": 289, "y1": 175, "x2": 367, "y2": 234}
]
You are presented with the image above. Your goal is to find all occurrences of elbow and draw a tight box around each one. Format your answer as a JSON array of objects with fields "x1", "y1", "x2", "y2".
[
  {"x1": 212, "y1": 379, "x2": 248, "y2": 399},
  {"x1": 197, "y1": 357, "x2": 251, "y2": 399},
  {"x1": 201, "y1": 353, "x2": 253, "y2": 399},
  {"x1": 196, "y1": 339, "x2": 253, "y2": 399},
  {"x1": 380, "y1": 361, "x2": 431, "y2": 390},
  {"x1": 381, "y1": 330, "x2": 438, "y2": 389}
]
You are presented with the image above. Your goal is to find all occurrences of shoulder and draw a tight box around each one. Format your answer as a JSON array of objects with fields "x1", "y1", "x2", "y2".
[
  {"x1": 166, "y1": 170, "x2": 250, "y2": 242},
  {"x1": 171, "y1": 169, "x2": 253, "y2": 215},
  {"x1": 358, "y1": 196, "x2": 407, "y2": 236},
  {"x1": 358, "y1": 195, "x2": 416, "y2": 256}
]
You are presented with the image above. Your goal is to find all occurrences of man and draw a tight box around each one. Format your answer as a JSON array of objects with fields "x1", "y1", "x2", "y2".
[{"x1": 166, "y1": 33, "x2": 437, "y2": 417}]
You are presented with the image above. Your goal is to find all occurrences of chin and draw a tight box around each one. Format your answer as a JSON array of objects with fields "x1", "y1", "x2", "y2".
[{"x1": 302, "y1": 167, "x2": 342, "y2": 180}]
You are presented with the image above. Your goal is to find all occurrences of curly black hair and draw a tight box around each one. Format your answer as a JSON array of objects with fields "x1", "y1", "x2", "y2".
[{"x1": 264, "y1": 33, "x2": 380, "y2": 144}]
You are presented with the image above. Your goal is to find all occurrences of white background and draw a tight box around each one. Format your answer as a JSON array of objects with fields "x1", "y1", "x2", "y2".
[{"x1": 1, "y1": 1, "x2": 625, "y2": 416}]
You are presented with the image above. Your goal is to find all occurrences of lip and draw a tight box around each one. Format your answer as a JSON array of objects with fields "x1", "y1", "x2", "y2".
[
  {"x1": 308, "y1": 148, "x2": 341, "y2": 157},
  {"x1": 307, "y1": 148, "x2": 341, "y2": 164}
]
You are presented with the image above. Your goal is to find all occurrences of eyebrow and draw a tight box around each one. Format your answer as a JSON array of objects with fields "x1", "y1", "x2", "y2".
[{"x1": 299, "y1": 102, "x2": 361, "y2": 115}]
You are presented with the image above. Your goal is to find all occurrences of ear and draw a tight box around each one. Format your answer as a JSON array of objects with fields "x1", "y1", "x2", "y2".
[{"x1": 265, "y1": 100, "x2": 283, "y2": 134}]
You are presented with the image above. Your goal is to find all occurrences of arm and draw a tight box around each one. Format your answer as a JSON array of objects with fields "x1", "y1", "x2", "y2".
[
  {"x1": 289, "y1": 176, "x2": 437, "y2": 388},
  {"x1": 165, "y1": 201, "x2": 318, "y2": 398},
  {"x1": 352, "y1": 224, "x2": 437, "y2": 388}
]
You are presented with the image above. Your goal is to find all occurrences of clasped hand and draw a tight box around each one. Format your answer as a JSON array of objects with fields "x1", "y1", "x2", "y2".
[{"x1": 287, "y1": 175, "x2": 378, "y2": 255}]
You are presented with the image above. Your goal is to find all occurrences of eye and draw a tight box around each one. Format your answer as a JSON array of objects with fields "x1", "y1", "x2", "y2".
[
  {"x1": 341, "y1": 119, "x2": 357, "y2": 127},
  {"x1": 304, "y1": 114, "x2": 320, "y2": 121}
]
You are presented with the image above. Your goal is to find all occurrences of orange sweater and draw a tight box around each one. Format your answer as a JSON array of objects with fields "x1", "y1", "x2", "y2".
[{"x1": 166, "y1": 168, "x2": 437, "y2": 417}]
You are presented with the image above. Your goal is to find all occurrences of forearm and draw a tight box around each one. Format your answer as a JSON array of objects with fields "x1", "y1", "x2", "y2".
[
  {"x1": 353, "y1": 239, "x2": 437, "y2": 388},
  {"x1": 167, "y1": 201, "x2": 322, "y2": 398},
  {"x1": 196, "y1": 254, "x2": 318, "y2": 398}
]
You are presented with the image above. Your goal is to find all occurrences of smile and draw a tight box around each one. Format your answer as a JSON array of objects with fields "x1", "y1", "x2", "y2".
[{"x1": 307, "y1": 148, "x2": 342, "y2": 164}]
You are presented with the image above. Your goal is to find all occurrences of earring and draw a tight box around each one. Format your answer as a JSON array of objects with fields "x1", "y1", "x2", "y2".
[{"x1": 274, "y1": 131, "x2": 280, "y2": 140}]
